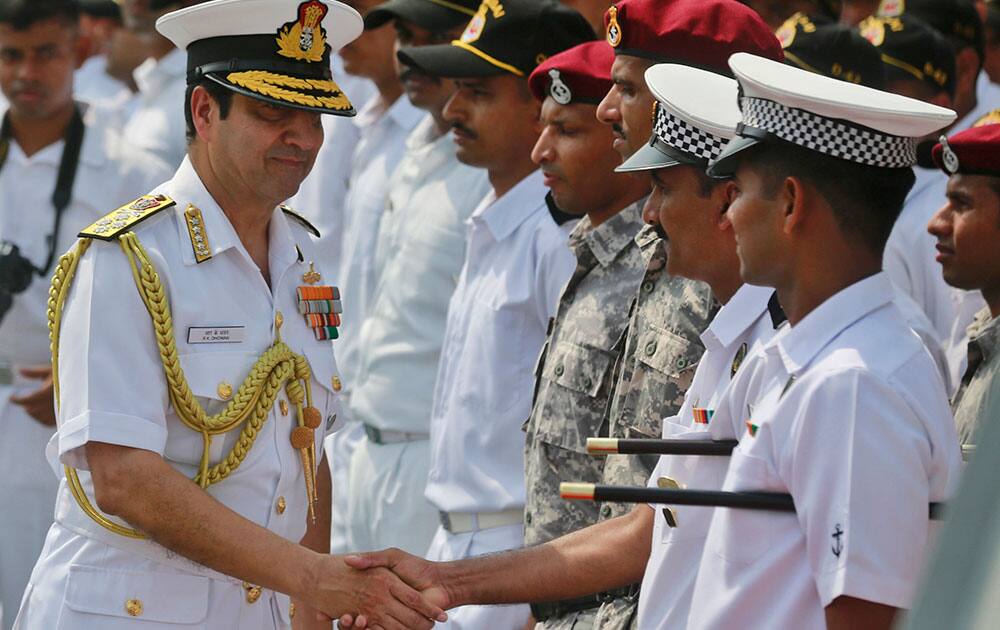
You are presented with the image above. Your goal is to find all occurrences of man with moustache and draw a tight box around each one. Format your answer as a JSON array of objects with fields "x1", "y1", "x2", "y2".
[
  {"x1": 521, "y1": 40, "x2": 650, "y2": 630},
  {"x1": 928, "y1": 122, "x2": 1000, "y2": 453},
  {"x1": 343, "y1": 0, "x2": 491, "y2": 559},
  {"x1": 0, "y1": 1, "x2": 169, "y2": 625},
  {"x1": 388, "y1": 1, "x2": 594, "y2": 627},
  {"x1": 12, "y1": 2, "x2": 449, "y2": 628},
  {"x1": 590, "y1": 2, "x2": 782, "y2": 625}
]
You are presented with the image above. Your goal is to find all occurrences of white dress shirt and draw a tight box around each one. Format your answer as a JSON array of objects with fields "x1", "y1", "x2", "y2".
[
  {"x1": 424, "y1": 170, "x2": 577, "y2": 513},
  {"x1": 73, "y1": 54, "x2": 132, "y2": 111},
  {"x1": 637, "y1": 284, "x2": 782, "y2": 630},
  {"x1": 350, "y1": 116, "x2": 490, "y2": 433},
  {"x1": 16, "y1": 157, "x2": 343, "y2": 630},
  {"x1": 122, "y1": 48, "x2": 187, "y2": 168},
  {"x1": 287, "y1": 61, "x2": 375, "y2": 285},
  {"x1": 0, "y1": 103, "x2": 170, "y2": 630},
  {"x1": 688, "y1": 273, "x2": 962, "y2": 630},
  {"x1": 332, "y1": 95, "x2": 423, "y2": 398}
]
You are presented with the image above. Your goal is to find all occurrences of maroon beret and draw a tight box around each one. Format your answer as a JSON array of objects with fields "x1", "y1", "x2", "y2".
[
  {"x1": 528, "y1": 40, "x2": 614, "y2": 105},
  {"x1": 602, "y1": 0, "x2": 784, "y2": 76},
  {"x1": 933, "y1": 118, "x2": 1000, "y2": 177}
]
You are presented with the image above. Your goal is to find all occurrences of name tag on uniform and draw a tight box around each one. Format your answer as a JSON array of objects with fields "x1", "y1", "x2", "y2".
[{"x1": 187, "y1": 326, "x2": 246, "y2": 344}]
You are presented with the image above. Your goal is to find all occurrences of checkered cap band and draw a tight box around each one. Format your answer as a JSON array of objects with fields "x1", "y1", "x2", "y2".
[
  {"x1": 740, "y1": 97, "x2": 917, "y2": 168},
  {"x1": 653, "y1": 105, "x2": 729, "y2": 162}
]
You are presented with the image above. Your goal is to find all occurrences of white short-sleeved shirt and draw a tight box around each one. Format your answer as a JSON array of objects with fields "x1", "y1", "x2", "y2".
[
  {"x1": 637, "y1": 284, "x2": 783, "y2": 630},
  {"x1": 26, "y1": 157, "x2": 343, "y2": 625},
  {"x1": 349, "y1": 117, "x2": 491, "y2": 434},
  {"x1": 122, "y1": 48, "x2": 187, "y2": 169},
  {"x1": 424, "y1": 171, "x2": 577, "y2": 513},
  {"x1": 74, "y1": 55, "x2": 132, "y2": 111},
  {"x1": 332, "y1": 96, "x2": 424, "y2": 399},
  {"x1": 688, "y1": 273, "x2": 962, "y2": 630}
]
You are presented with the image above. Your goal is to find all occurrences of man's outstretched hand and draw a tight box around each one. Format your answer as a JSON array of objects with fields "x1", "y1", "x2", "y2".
[
  {"x1": 307, "y1": 554, "x2": 448, "y2": 630},
  {"x1": 326, "y1": 549, "x2": 452, "y2": 629}
]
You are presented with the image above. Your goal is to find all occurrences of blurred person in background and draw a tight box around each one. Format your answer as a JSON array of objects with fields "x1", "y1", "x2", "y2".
[{"x1": 73, "y1": 0, "x2": 133, "y2": 108}]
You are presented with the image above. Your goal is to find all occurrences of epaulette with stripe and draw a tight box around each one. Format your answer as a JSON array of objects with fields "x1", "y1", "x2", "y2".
[
  {"x1": 281, "y1": 205, "x2": 321, "y2": 238},
  {"x1": 79, "y1": 194, "x2": 176, "y2": 241}
]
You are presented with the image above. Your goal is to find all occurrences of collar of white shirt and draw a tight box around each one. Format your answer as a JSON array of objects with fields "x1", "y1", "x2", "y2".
[
  {"x1": 702, "y1": 284, "x2": 776, "y2": 352},
  {"x1": 353, "y1": 92, "x2": 425, "y2": 134},
  {"x1": 1, "y1": 104, "x2": 107, "y2": 170},
  {"x1": 163, "y1": 157, "x2": 300, "y2": 270},
  {"x1": 573, "y1": 197, "x2": 646, "y2": 268},
  {"x1": 772, "y1": 272, "x2": 894, "y2": 375},
  {"x1": 133, "y1": 47, "x2": 186, "y2": 98},
  {"x1": 472, "y1": 169, "x2": 547, "y2": 242}
]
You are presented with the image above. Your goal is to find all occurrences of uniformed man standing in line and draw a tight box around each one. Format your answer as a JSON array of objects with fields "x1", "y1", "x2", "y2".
[
  {"x1": 117, "y1": 0, "x2": 208, "y2": 168},
  {"x1": 12, "y1": 1, "x2": 448, "y2": 628},
  {"x1": 521, "y1": 40, "x2": 651, "y2": 630},
  {"x1": 686, "y1": 52, "x2": 961, "y2": 630},
  {"x1": 338, "y1": 54, "x2": 781, "y2": 630},
  {"x1": 928, "y1": 122, "x2": 1000, "y2": 453},
  {"x1": 0, "y1": 1, "x2": 170, "y2": 626},
  {"x1": 591, "y1": 2, "x2": 782, "y2": 626}
]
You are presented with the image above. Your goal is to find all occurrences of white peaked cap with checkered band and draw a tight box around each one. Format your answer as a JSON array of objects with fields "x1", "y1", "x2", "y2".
[
  {"x1": 708, "y1": 52, "x2": 956, "y2": 176},
  {"x1": 617, "y1": 63, "x2": 739, "y2": 173}
]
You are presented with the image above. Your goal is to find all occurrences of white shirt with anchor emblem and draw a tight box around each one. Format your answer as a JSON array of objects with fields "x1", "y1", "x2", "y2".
[
  {"x1": 14, "y1": 157, "x2": 344, "y2": 630},
  {"x1": 687, "y1": 273, "x2": 962, "y2": 630},
  {"x1": 637, "y1": 283, "x2": 783, "y2": 630}
]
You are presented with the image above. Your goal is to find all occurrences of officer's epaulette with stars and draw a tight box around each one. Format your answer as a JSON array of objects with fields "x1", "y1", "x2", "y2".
[
  {"x1": 974, "y1": 107, "x2": 1000, "y2": 128},
  {"x1": 280, "y1": 205, "x2": 321, "y2": 238},
  {"x1": 78, "y1": 194, "x2": 176, "y2": 241}
]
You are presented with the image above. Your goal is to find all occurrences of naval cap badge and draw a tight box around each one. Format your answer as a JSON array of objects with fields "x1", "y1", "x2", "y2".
[{"x1": 548, "y1": 69, "x2": 572, "y2": 105}]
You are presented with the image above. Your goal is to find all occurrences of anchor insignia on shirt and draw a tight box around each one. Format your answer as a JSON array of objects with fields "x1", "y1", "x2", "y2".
[{"x1": 832, "y1": 524, "x2": 844, "y2": 558}]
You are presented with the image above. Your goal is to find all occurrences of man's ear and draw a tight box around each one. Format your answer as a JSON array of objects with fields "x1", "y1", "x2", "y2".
[
  {"x1": 781, "y1": 175, "x2": 808, "y2": 235},
  {"x1": 189, "y1": 85, "x2": 216, "y2": 143},
  {"x1": 715, "y1": 180, "x2": 737, "y2": 231}
]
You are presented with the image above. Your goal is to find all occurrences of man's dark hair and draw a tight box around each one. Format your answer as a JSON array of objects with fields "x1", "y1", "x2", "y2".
[
  {"x1": 750, "y1": 139, "x2": 916, "y2": 255},
  {"x1": 184, "y1": 79, "x2": 234, "y2": 143},
  {"x1": 0, "y1": 0, "x2": 79, "y2": 29}
]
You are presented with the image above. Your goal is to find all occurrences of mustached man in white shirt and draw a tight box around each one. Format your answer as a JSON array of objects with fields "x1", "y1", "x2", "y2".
[
  {"x1": 0, "y1": 1, "x2": 170, "y2": 625},
  {"x1": 342, "y1": 0, "x2": 490, "y2": 558},
  {"x1": 687, "y1": 53, "x2": 963, "y2": 630},
  {"x1": 362, "y1": 2, "x2": 594, "y2": 628},
  {"x1": 337, "y1": 60, "x2": 781, "y2": 630}
]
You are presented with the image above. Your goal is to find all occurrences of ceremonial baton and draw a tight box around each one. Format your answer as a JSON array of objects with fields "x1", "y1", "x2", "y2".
[
  {"x1": 560, "y1": 483, "x2": 947, "y2": 521},
  {"x1": 587, "y1": 437, "x2": 738, "y2": 456}
]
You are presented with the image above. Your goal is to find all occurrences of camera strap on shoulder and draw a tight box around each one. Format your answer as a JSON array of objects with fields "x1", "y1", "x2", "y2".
[{"x1": 0, "y1": 105, "x2": 85, "y2": 275}]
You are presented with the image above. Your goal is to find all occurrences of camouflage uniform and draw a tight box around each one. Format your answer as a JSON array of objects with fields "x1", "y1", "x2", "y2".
[
  {"x1": 523, "y1": 201, "x2": 647, "y2": 630},
  {"x1": 953, "y1": 307, "x2": 1000, "y2": 453},
  {"x1": 593, "y1": 225, "x2": 717, "y2": 630}
]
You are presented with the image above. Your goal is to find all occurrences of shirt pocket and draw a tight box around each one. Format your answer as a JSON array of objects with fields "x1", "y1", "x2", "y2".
[
  {"x1": 169, "y1": 351, "x2": 260, "y2": 467},
  {"x1": 656, "y1": 419, "x2": 729, "y2": 545},
  {"x1": 59, "y1": 564, "x2": 208, "y2": 628},
  {"x1": 459, "y1": 298, "x2": 528, "y2": 414},
  {"x1": 628, "y1": 326, "x2": 702, "y2": 437},
  {"x1": 713, "y1": 449, "x2": 776, "y2": 565},
  {"x1": 533, "y1": 341, "x2": 615, "y2": 453}
]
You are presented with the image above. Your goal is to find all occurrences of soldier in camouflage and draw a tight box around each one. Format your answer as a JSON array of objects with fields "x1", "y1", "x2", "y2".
[
  {"x1": 521, "y1": 41, "x2": 651, "y2": 630},
  {"x1": 590, "y1": 1, "x2": 782, "y2": 626}
]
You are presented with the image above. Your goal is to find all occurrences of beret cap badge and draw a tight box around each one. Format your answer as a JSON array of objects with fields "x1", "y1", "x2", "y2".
[
  {"x1": 606, "y1": 5, "x2": 622, "y2": 47},
  {"x1": 940, "y1": 135, "x2": 960, "y2": 174},
  {"x1": 548, "y1": 69, "x2": 572, "y2": 104}
]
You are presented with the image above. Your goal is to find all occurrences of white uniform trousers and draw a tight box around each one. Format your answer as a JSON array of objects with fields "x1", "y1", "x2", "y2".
[
  {"x1": 14, "y1": 523, "x2": 293, "y2": 629},
  {"x1": 0, "y1": 381, "x2": 58, "y2": 630},
  {"x1": 346, "y1": 438, "x2": 438, "y2": 555},
  {"x1": 424, "y1": 523, "x2": 530, "y2": 629}
]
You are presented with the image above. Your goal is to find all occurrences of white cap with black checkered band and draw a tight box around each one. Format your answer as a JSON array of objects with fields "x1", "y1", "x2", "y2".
[
  {"x1": 708, "y1": 52, "x2": 956, "y2": 177},
  {"x1": 617, "y1": 63, "x2": 740, "y2": 174}
]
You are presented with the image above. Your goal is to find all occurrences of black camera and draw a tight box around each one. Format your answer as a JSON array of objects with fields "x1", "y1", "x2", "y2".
[{"x1": 0, "y1": 241, "x2": 37, "y2": 325}]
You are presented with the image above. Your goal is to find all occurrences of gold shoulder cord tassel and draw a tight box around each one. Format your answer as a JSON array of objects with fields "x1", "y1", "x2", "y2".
[{"x1": 49, "y1": 232, "x2": 323, "y2": 539}]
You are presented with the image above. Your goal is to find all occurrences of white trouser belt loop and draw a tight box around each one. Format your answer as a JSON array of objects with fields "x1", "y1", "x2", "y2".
[{"x1": 439, "y1": 509, "x2": 524, "y2": 535}]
